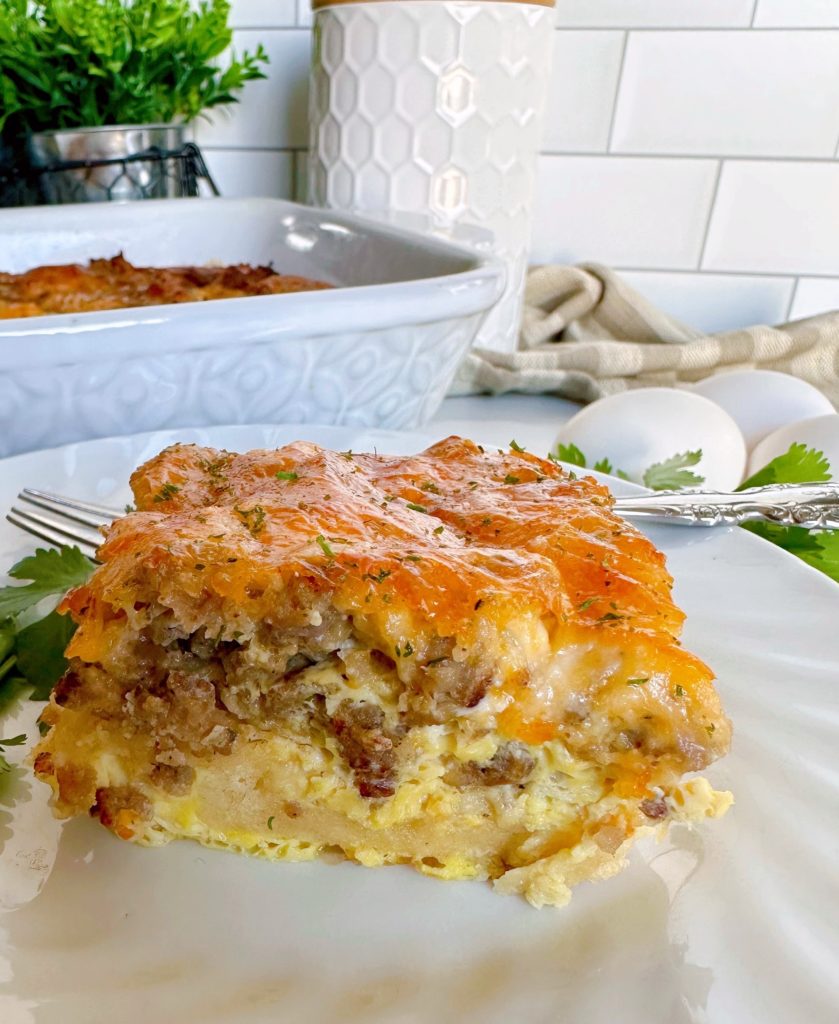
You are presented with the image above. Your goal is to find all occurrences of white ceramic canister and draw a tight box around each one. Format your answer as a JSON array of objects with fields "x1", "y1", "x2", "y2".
[{"x1": 308, "y1": 0, "x2": 555, "y2": 353}]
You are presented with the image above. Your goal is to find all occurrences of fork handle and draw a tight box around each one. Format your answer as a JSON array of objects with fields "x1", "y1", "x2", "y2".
[{"x1": 613, "y1": 482, "x2": 839, "y2": 529}]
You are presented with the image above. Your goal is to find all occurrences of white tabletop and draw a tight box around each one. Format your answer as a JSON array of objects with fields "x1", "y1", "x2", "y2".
[{"x1": 430, "y1": 393, "x2": 581, "y2": 457}]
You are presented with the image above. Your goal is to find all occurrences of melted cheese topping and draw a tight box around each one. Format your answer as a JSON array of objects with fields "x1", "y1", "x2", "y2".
[{"x1": 61, "y1": 437, "x2": 731, "y2": 772}]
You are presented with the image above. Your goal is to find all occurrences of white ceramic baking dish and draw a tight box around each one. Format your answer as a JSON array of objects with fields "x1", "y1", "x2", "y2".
[{"x1": 0, "y1": 198, "x2": 504, "y2": 457}]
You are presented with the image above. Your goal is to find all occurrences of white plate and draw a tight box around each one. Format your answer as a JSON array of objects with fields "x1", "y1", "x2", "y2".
[{"x1": 1, "y1": 424, "x2": 838, "y2": 1024}]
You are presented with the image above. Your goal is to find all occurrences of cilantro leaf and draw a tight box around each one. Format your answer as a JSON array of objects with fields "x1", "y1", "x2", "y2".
[
  {"x1": 15, "y1": 610, "x2": 76, "y2": 700},
  {"x1": 0, "y1": 620, "x2": 14, "y2": 664},
  {"x1": 0, "y1": 677, "x2": 29, "y2": 716},
  {"x1": 0, "y1": 546, "x2": 95, "y2": 618},
  {"x1": 738, "y1": 443, "x2": 831, "y2": 491},
  {"x1": 742, "y1": 523, "x2": 839, "y2": 585},
  {"x1": 737, "y1": 444, "x2": 837, "y2": 586},
  {"x1": 643, "y1": 451, "x2": 705, "y2": 491},
  {"x1": 0, "y1": 733, "x2": 27, "y2": 775},
  {"x1": 555, "y1": 443, "x2": 587, "y2": 467}
]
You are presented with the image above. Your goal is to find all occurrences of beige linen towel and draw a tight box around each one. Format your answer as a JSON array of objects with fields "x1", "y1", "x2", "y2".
[{"x1": 451, "y1": 263, "x2": 839, "y2": 408}]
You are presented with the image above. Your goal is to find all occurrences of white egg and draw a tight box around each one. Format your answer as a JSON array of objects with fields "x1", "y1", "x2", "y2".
[
  {"x1": 747, "y1": 415, "x2": 839, "y2": 480},
  {"x1": 691, "y1": 370, "x2": 834, "y2": 451},
  {"x1": 556, "y1": 387, "x2": 747, "y2": 490}
]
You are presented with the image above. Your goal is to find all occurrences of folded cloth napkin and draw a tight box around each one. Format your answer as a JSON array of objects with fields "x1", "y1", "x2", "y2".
[{"x1": 451, "y1": 263, "x2": 839, "y2": 408}]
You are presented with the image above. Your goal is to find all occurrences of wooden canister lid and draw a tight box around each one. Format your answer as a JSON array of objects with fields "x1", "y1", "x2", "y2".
[{"x1": 312, "y1": 0, "x2": 555, "y2": 10}]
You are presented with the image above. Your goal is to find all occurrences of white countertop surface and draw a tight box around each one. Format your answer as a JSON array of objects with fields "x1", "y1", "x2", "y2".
[{"x1": 430, "y1": 393, "x2": 582, "y2": 456}]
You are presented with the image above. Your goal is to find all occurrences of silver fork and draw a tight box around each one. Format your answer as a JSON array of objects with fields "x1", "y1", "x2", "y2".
[
  {"x1": 5, "y1": 481, "x2": 839, "y2": 557},
  {"x1": 6, "y1": 488, "x2": 119, "y2": 559}
]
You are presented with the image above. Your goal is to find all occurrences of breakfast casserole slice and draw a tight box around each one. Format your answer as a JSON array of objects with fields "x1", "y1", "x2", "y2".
[{"x1": 33, "y1": 437, "x2": 731, "y2": 907}]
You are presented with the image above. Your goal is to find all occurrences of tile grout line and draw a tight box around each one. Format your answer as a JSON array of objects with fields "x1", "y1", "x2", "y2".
[
  {"x1": 539, "y1": 152, "x2": 839, "y2": 164},
  {"x1": 697, "y1": 160, "x2": 724, "y2": 270},
  {"x1": 229, "y1": 23, "x2": 839, "y2": 33},
  {"x1": 604, "y1": 31, "x2": 629, "y2": 152},
  {"x1": 208, "y1": 147, "x2": 839, "y2": 165},
  {"x1": 551, "y1": 25, "x2": 838, "y2": 33},
  {"x1": 785, "y1": 278, "x2": 800, "y2": 321},
  {"x1": 603, "y1": 266, "x2": 833, "y2": 281}
]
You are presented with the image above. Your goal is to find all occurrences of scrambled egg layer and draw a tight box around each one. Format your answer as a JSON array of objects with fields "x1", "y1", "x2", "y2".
[{"x1": 37, "y1": 676, "x2": 731, "y2": 909}]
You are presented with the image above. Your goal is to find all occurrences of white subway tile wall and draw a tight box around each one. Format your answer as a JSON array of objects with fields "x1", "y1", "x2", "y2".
[
  {"x1": 703, "y1": 162, "x2": 839, "y2": 276},
  {"x1": 532, "y1": 156, "x2": 718, "y2": 269},
  {"x1": 753, "y1": 0, "x2": 839, "y2": 28},
  {"x1": 201, "y1": 148, "x2": 294, "y2": 199},
  {"x1": 201, "y1": 0, "x2": 839, "y2": 331},
  {"x1": 611, "y1": 31, "x2": 839, "y2": 157},
  {"x1": 555, "y1": 0, "x2": 756, "y2": 29},
  {"x1": 789, "y1": 278, "x2": 839, "y2": 320},
  {"x1": 543, "y1": 31, "x2": 624, "y2": 153}
]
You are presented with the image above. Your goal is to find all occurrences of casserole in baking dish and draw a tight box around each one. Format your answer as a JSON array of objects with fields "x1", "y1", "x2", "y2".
[{"x1": 0, "y1": 199, "x2": 504, "y2": 456}]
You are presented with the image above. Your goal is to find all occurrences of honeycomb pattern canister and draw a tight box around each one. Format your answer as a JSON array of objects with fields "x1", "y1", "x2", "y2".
[{"x1": 308, "y1": 0, "x2": 555, "y2": 353}]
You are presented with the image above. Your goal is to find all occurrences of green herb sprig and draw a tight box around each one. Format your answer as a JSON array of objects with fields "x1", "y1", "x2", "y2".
[
  {"x1": 0, "y1": 546, "x2": 95, "y2": 708},
  {"x1": 736, "y1": 444, "x2": 838, "y2": 585},
  {"x1": 0, "y1": 0, "x2": 268, "y2": 139},
  {"x1": 0, "y1": 733, "x2": 26, "y2": 775},
  {"x1": 554, "y1": 439, "x2": 837, "y2": 585}
]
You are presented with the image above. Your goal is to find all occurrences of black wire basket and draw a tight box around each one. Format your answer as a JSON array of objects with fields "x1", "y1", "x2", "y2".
[{"x1": 0, "y1": 140, "x2": 220, "y2": 207}]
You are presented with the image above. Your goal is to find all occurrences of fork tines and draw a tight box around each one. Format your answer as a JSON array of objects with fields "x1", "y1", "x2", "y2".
[{"x1": 6, "y1": 488, "x2": 120, "y2": 560}]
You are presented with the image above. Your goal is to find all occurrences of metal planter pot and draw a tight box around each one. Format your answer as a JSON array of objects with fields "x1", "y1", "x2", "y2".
[{"x1": 27, "y1": 123, "x2": 189, "y2": 203}]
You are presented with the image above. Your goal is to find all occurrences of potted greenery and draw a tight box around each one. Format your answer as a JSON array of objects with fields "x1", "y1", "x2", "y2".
[{"x1": 0, "y1": 0, "x2": 268, "y2": 204}]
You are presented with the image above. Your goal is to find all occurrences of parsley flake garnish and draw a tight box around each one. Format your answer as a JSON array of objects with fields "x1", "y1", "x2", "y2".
[
  {"x1": 267, "y1": 816, "x2": 275, "y2": 831},
  {"x1": 674, "y1": 684, "x2": 686, "y2": 698},
  {"x1": 235, "y1": 505, "x2": 266, "y2": 536},
  {"x1": 510, "y1": 439, "x2": 525, "y2": 453},
  {"x1": 420, "y1": 481, "x2": 440, "y2": 494},
  {"x1": 626, "y1": 677, "x2": 649, "y2": 687},
  {"x1": 363, "y1": 569, "x2": 392, "y2": 584},
  {"x1": 503, "y1": 474, "x2": 520, "y2": 485},
  {"x1": 406, "y1": 502, "x2": 427, "y2": 514},
  {"x1": 152, "y1": 481, "x2": 181, "y2": 503},
  {"x1": 276, "y1": 470, "x2": 299, "y2": 482},
  {"x1": 577, "y1": 598, "x2": 596, "y2": 611},
  {"x1": 315, "y1": 535, "x2": 335, "y2": 559},
  {"x1": 433, "y1": 525, "x2": 444, "y2": 535}
]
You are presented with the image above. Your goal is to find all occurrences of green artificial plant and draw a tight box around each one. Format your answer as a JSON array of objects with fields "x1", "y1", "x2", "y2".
[{"x1": 0, "y1": 0, "x2": 268, "y2": 141}]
